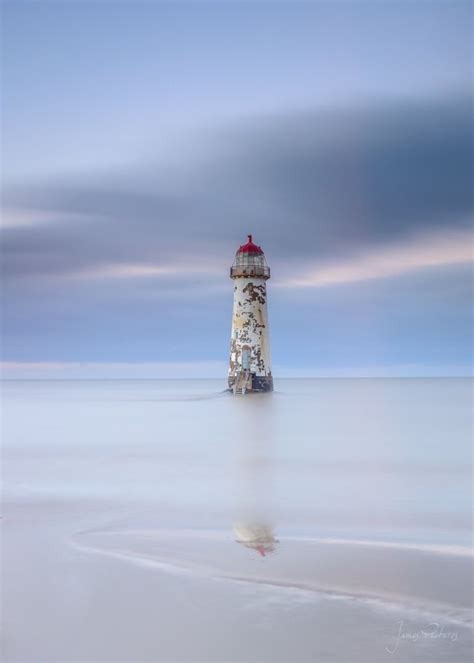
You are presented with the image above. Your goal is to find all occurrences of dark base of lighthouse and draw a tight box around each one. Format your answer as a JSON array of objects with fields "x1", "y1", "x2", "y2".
[
  {"x1": 252, "y1": 375, "x2": 273, "y2": 392},
  {"x1": 228, "y1": 374, "x2": 273, "y2": 393}
]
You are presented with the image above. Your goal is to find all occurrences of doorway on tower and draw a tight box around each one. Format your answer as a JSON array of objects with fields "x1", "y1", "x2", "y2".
[{"x1": 241, "y1": 346, "x2": 251, "y2": 371}]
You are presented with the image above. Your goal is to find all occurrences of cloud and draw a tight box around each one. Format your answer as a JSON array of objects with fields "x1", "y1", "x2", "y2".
[
  {"x1": 61, "y1": 262, "x2": 223, "y2": 282},
  {"x1": 1, "y1": 207, "x2": 92, "y2": 229},
  {"x1": 0, "y1": 361, "x2": 228, "y2": 379},
  {"x1": 2, "y1": 93, "x2": 472, "y2": 284},
  {"x1": 278, "y1": 228, "x2": 473, "y2": 288},
  {"x1": 1, "y1": 93, "x2": 472, "y2": 372}
]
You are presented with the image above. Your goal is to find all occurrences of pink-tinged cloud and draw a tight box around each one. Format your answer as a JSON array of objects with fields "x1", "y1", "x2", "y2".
[
  {"x1": 278, "y1": 228, "x2": 473, "y2": 289},
  {"x1": 0, "y1": 361, "x2": 228, "y2": 379},
  {"x1": 69, "y1": 262, "x2": 223, "y2": 281},
  {"x1": 1, "y1": 207, "x2": 94, "y2": 229}
]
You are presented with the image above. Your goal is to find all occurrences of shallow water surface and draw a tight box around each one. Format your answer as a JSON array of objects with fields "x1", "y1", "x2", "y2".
[{"x1": 2, "y1": 378, "x2": 473, "y2": 661}]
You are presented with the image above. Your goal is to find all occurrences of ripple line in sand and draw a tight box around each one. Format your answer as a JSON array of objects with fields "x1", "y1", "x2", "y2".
[{"x1": 71, "y1": 539, "x2": 473, "y2": 630}]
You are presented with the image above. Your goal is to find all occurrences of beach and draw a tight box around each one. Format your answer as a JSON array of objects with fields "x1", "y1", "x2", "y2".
[{"x1": 2, "y1": 378, "x2": 472, "y2": 661}]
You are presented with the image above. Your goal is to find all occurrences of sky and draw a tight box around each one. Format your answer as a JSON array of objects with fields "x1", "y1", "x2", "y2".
[{"x1": 1, "y1": 0, "x2": 473, "y2": 378}]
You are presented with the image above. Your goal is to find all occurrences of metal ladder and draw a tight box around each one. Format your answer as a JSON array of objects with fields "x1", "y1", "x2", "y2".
[{"x1": 233, "y1": 369, "x2": 252, "y2": 395}]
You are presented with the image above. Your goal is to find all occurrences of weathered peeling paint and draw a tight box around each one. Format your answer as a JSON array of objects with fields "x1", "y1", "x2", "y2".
[{"x1": 228, "y1": 274, "x2": 273, "y2": 392}]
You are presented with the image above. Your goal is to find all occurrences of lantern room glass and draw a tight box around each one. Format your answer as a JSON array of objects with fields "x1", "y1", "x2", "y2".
[{"x1": 230, "y1": 251, "x2": 270, "y2": 279}]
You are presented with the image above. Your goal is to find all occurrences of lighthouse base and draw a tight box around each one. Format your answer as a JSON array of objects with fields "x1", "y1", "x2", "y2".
[
  {"x1": 251, "y1": 375, "x2": 273, "y2": 392},
  {"x1": 228, "y1": 374, "x2": 273, "y2": 394}
]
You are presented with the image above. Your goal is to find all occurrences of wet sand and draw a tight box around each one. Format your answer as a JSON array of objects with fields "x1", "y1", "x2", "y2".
[
  {"x1": 2, "y1": 378, "x2": 473, "y2": 661},
  {"x1": 73, "y1": 526, "x2": 473, "y2": 621},
  {"x1": 2, "y1": 500, "x2": 472, "y2": 663}
]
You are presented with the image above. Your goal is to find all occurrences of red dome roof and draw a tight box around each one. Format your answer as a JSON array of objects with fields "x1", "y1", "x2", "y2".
[{"x1": 237, "y1": 234, "x2": 263, "y2": 254}]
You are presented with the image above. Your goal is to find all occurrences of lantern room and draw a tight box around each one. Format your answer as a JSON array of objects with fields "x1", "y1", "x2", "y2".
[{"x1": 230, "y1": 234, "x2": 270, "y2": 279}]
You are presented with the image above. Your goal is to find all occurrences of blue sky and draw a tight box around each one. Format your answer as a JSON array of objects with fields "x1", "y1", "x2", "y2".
[{"x1": 1, "y1": 1, "x2": 472, "y2": 377}]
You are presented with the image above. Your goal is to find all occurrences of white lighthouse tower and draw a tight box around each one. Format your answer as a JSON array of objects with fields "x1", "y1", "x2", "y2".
[{"x1": 228, "y1": 235, "x2": 273, "y2": 394}]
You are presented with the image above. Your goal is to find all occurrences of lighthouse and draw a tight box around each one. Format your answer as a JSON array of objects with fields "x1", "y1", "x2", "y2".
[{"x1": 228, "y1": 235, "x2": 273, "y2": 394}]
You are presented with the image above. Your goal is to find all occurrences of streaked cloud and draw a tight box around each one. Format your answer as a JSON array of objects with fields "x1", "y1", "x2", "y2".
[
  {"x1": 0, "y1": 361, "x2": 228, "y2": 380},
  {"x1": 2, "y1": 95, "x2": 472, "y2": 374},
  {"x1": 279, "y1": 228, "x2": 473, "y2": 288},
  {"x1": 65, "y1": 262, "x2": 222, "y2": 281},
  {"x1": 1, "y1": 207, "x2": 93, "y2": 229},
  {"x1": 3, "y1": 95, "x2": 472, "y2": 281}
]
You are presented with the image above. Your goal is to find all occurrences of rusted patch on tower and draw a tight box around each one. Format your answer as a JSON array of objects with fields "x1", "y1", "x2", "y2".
[{"x1": 243, "y1": 283, "x2": 266, "y2": 304}]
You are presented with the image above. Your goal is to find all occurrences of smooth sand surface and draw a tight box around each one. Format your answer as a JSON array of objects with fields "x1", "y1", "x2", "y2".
[
  {"x1": 2, "y1": 501, "x2": 472, "y2": 662},
  {"x1": 2, "y1": 379, "x2": 473, "y2": 661},
  {"x1": 73, "y1": 527, "x2": 474, "y2": 620}
]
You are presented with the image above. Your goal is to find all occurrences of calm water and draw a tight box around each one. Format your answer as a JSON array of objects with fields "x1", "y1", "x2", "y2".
[{"x1": 2, "y1": 378, "x2": 473, "y2": 661}]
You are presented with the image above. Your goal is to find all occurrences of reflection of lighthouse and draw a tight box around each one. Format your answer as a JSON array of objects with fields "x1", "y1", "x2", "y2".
[
  {"x1": 228, "y1": 235, "x2": 273, "y2": 394},
  {"x1": 231, "y1": 394, "x2": 278, "y2": 557},
  {"x1": 234, "y1": 522, "x2": 278, "y2": 557}
]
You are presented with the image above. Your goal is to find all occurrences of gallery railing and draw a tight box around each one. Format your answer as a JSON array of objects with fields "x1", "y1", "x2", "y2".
[{"x1": 230, "y1": 265, "x2": 271, "y2": 279}]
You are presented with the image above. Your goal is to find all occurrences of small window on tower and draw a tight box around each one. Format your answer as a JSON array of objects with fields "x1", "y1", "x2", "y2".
[{"x1": 242, "y1": 346, "x2": 251, "y2": 370}]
